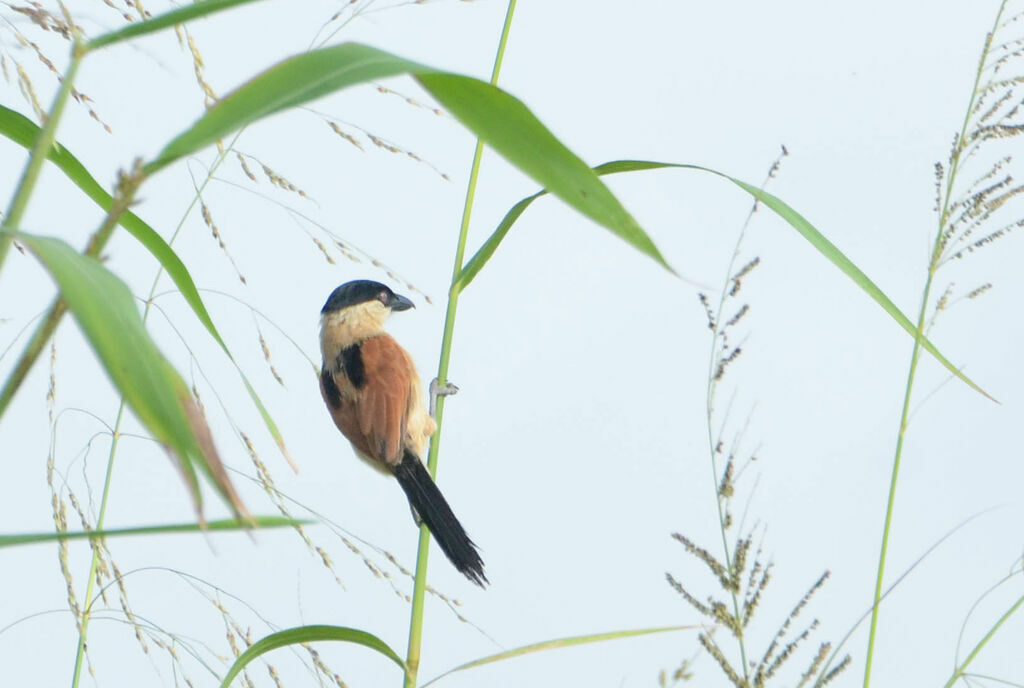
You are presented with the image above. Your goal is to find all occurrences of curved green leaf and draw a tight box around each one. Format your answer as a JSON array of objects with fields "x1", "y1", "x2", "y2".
[
  {"x1": 421, "y1": 626, "x2": 691, "y2": 688},
  {"x1": 219, "y1": 625, "x2": 404, "y2": 688},
  {"x1": 456, "y1": 159, "x2": 991, "y2": 400},
  {"x1": 13, "y1": 232, "x2": 247, "y2": 518},
  {"x1": 86, "y1": 0, "x2": 269, "y2": 52},
  {"x1": 0, "y1": 103, "x2": 294, "y2": 471},
  {"x1": 144, "y1": 42, "x2": 671, "y2": 272},
  {"x1": 0, "y1": 517, "x2": 304, "y2": 548}
]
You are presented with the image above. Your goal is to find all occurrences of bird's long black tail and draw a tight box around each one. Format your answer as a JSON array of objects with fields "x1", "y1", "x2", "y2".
[{"x1": 393, "y1": 450, "x2": 487, "y2": 586}]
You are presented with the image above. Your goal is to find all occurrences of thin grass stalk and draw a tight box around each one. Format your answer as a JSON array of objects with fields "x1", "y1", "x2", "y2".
[
  {"x1": 0, "y1": 40, "x2": 83, "y2": 273},
  {"x1": 402, "y1": 3, "x2": 517, "y2": 686},
  {"x1": 943, "y1": 591, "x2": 1024, "y2": 688},
  {"x1": 705, "y1": 219, "x2": 754, "y2": 681},
  {"x1": 861, "y1": 3, "x2": 1006, "y2": 685},
  {"x1": 69, "y1": 401, "x2": 126, "y2": 688}
]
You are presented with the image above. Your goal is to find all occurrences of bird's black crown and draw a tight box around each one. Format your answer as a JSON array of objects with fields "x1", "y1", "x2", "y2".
[{"x1": 322, "y1": 280, "x2": 404, "y2": 313}]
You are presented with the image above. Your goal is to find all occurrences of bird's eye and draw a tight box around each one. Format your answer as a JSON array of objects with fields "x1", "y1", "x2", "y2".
[{"x1": 378, "y1": 291, "x2": 389, "y2": 304}]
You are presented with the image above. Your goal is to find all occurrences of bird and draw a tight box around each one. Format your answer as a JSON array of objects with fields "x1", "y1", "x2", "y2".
[{"x1": 318, "y1": 279, "x2": 487, "y2": 586}]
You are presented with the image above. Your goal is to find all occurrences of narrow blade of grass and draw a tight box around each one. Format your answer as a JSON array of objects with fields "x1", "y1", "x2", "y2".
[
  {"x1": 0, "y1": 517, "x2": 303, "y2": 548},
  {"x1": 144, "y1": 42, "x2": 672, "y2": 272},
  {"x1": 0, "y1": 103, "x2": 294, "y2": 471},
  {"x1": 86, "y1": 0, "x2": 269, "y2": 52},
  {"x1": 219, "y1": 625, "x2": 405, "y2": 688},
  {"x1": 456, "y1": 159, "x2": 990, "y2": 400},
  {"x1": 420, "y1": 625, "x2": 691, "y2": 687},
  {"x1": 14, "y1": 232, "x2": 247, "y2": 519}
]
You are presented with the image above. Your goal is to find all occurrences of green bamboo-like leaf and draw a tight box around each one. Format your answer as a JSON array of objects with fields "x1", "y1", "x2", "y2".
[
  {"x1": 0, "y1": 517, "x2": 304, "y2": 548},
  {"x1": 86, "y1": 0, "x2": 268, "y2": 51},
  {"x1": 456, "y1": 159, "x2": 990, "y2": 399},
  {"x1": 144, "y1": 42, "x2": 671, "y2": 272},
  {"x1": 219, "y1": 625, "x2": 405, "y2": 688},
  {"x1": 0, "y1": 103, "x2": 294, "y2": 470},
  {"x1": 14, "y1": 232, "x2": 247, "y2": 517},
  {"x1": 420, "y1": 626, "x2": 691, "y2": 688}
]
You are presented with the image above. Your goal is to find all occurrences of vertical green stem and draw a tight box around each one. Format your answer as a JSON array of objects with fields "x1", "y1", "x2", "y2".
[
  {"x1": 0, "y1": 41, "x2": 83, "y2": 272},
  {"x1": 69, "y1": 402, "x2": 127, "y2": 688},
  {"x1": 403, "y1": 3, "x2": 517, "y2": 686},
  {"x1": 861, "y1": 4, "x2": 1004, "y2": 685}
]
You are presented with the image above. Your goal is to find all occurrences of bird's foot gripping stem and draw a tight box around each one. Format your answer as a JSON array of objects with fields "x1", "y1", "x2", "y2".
[{"x1": 429, "y1": 378, "x2": 459, "y2": 418}]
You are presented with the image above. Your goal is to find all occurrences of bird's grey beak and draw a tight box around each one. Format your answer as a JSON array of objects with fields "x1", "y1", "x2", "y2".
[{"x1": 389, "y1": 293, "x2": 415, "y2": 311}]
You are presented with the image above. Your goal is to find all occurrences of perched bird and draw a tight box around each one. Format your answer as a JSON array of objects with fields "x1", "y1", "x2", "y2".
[{"x1": 318, "y1": 280, "x2": 487, "y2": 586}]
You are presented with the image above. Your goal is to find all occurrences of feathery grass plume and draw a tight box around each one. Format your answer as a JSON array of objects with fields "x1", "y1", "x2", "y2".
[{"x1": 667, "y1": 148, "x2": 847, "y2": 686}]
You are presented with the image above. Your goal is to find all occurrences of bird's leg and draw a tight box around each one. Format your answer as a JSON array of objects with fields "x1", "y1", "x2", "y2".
[{"x1": 429, "y1": 377, "x2": 459, "y2": 419}]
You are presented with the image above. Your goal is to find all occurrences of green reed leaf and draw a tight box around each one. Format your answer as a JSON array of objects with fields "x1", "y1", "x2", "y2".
[
  {"x1": 219, "y1": 625, "x2": 405, "y2": 688},
  {"x1": 0, "y1": 103, "x2": 294, "y2": 471},
  {"x1": 13, "y1": 232, "x2": 248, "y2": 518},
  {"x1": 0, "y1": 517, "x2": 303, "y2": 548},
  {"x1": 420, "y1": 626, "x2": 691, "y2": 687},
  {"x1": 457, "y1": 159, "x2": 990, "y2": 400},
  {"x1": 86, "y1": 0, "x2": 268, "y2": 51},
  {"x1": 145, "y1": 42, "x2": 671, "y2": 272}
]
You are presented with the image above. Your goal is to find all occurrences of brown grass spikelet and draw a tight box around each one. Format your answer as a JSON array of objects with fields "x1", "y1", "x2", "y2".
[
  {"x1": 816, "y1": 654, "x2": 851, "y2": 687},
  {"x1": 258, "y1": 162, "x2": 308, "y2": 198},
  {"x1": 46, "y1": 339, "x2": 56, "y2": 422},
  {"x1": 110, "y1": 560, "x2": 149, "y2": 653},
  {"x1": 714, "y1": 345, "x2": 742, "y2": 381},
  {"x1": 200, "y1": 199, "x2": 247, "y2": 284},
  {"x1": 375, "y1": 82, "x2": 447, "y2": 116},
  {"x1": 309, "y1": 120, "x2": 449, "y2": 179},
  {"x1": 718, "y1": 452, "x2": 735, "y2": 499},
  {"x1": 666, "y1": 572, "x2": 714, "y2": 619},
  {"x1": 10, "y1": 3, "x2": 76, "y2": 38},
  {"x1": 729, "y1": 257, "x2": 761, "y2": 297},
  {"x1": 267, "y1": 664, "x2": 285, "y2": 688},
  {"x1": 723, "y1": 304, "x2": 750, "y2": 330},
  {"x1": 311, "y1": 236, "x2": 336, "y2": 264},
  {"x1": 305, "y1": 645, "x2": 348, "y2": 688},
  {"x1": 795, "y1": 642, "x2": 830, "y2": 688},
  {"x1": 235, "y1": 152, "x2": 257, "y2": 181},
  {"x1": 183, "y1": 29, "x2": 218, "y2": 108},
  {"x1": 698, "y1": 292, "x2": 716, "y2": 330},
  {"x1": 967, "y1": 282, "x2": 993, "y2": 298},
  {"x1": 15, "y1": 60, "x2": 46, "y2": 123},
  {"x1": 256, "y1": 328, "x2": 286, "y2": 386},
  {"x1": 327, "y1": 120, "x2": 365, "y2": 150},
  {"x1": 699, "y1": 632, "x2": 744, "y2": 687}
]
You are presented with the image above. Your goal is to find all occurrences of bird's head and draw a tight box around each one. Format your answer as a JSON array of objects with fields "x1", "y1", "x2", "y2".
[{"x1": 320, "y1": 280, "x2": 415, "y2": 345}]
